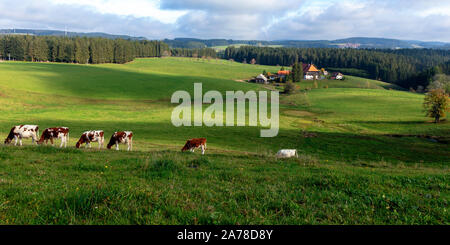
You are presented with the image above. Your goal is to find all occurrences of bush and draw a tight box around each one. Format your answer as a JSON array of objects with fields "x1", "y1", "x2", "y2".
[{"x1": 284, "y1": 81, "x2": 296, "y2": 94}]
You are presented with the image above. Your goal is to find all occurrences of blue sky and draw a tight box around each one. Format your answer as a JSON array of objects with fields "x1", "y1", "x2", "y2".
[{"x1": 1, "y1": 0, "x2": 450, "y2": 41}]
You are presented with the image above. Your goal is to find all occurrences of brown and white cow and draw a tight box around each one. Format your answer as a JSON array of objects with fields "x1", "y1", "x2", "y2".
[
  {"x1": 107, "y1": 131, "x2": 133, "y2": 151},
  {"x1": 75, "y1": 130, "x2": 105, "y2": 149},
  {"x1": 4, "y1": 125, "x2": 39, "y2": 146},
  {"x1": 181, "y1": 138, "x2": 207, "y2": 155},
  {"x1": 38, "y1": 127, "x2": 70, "y2": 148}
]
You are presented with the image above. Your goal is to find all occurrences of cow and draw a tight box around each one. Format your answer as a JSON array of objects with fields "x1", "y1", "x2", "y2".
[
  {"x1": 4, "y1": 125, "x2": 39, "y2": 146},
  {"x1": 181, "y1": 138, "x2": 207, "y2": 155},
  {"x1": 107, "y1": 131, "x2": 133, "y2": 151},
  {"x1": 276, "y1": 149, "x2": 298, "y2": 158},
  {"x1": 76, "y1": 130, "x2": 105, "y2": 149},
  {"x1": 38, "y1": 127, "x2": 69, "y2": 148}
]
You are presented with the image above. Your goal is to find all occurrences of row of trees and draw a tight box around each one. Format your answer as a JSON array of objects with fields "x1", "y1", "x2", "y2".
[
  {"x1": 224, "y1": 46, "x2": 450, "y2": 89},
  {"x1": 0, "y1": 35, "x2": 169, "y2": 64},
  {"x1": 170, "y1": 48, "x2": 217, "y2": 58}
]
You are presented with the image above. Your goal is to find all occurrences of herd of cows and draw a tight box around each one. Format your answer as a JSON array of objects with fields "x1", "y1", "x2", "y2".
[
  {"x1": 3, "y1": 125, "x2": 208, "y2": 154},
  {"x1": 3, "y1": 125, "x2": 298, "y2": 158}
]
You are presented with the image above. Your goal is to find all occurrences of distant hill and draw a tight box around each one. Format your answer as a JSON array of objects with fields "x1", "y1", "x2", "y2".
[
  {"x1": 165, "y1": 37, "x2": 450, "y2": 50},
  {"x1": 0, "y1": 29, "x2": 146, "y2": 40},
  {"x1": 1, "y1": 29, "x2": 449, "y2": 49}
]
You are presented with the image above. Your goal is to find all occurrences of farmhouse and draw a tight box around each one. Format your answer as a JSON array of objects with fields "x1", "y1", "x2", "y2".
[
  {"x1": 255, "y1": 74, "x2": 269, "y2": 84},
  {"x1": 277, "y1": 70, "x2": 291, "y2": 77},
  {"x1": 331, "y1": 72, "x2": 344, "y2": 80},
  {"x1": 303, "y1": 64, "x2": 320, "y2": 80}
]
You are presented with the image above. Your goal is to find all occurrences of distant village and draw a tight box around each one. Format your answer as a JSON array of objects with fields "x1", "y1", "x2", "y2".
[{"x1": 251, "y1": 64, "x2": 344, "y2": 84}]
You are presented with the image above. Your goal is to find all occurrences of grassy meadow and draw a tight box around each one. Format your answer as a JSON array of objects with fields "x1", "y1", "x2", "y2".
[{"x1": 0, "y1": 57, "x2": 448, "y2": 224}]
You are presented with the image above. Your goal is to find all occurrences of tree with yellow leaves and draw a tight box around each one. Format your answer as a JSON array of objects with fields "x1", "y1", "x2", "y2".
[{"x1": 423, "y1": 89, "x2": 449, "y2": 123}]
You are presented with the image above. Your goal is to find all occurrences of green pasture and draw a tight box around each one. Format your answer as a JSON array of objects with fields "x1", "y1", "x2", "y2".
[{"x1": 0, "y1": 57, "x2": 448, "y2": 224}]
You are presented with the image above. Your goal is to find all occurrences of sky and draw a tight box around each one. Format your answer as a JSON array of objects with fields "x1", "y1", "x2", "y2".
[{"x1": 0, "y1": 0, "x2": 449, "y2": 42}]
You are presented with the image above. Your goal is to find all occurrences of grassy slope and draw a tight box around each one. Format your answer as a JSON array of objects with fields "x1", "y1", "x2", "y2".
[{"x1": 0, "y1": 57, "x2": 448, "y2": 224}]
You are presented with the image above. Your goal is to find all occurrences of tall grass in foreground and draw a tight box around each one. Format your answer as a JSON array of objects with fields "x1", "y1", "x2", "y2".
[{"x1": 0, "y1": 146, "x2": 448, "y2": 225}]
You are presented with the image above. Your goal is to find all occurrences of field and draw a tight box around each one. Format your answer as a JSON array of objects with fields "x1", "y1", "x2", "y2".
[{"x1": 0, "y1": 57, "x2": 448, "y2": 224}]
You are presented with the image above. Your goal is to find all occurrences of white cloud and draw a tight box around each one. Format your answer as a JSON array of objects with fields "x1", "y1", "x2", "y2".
[
  {"x1": 51, "y1": 0, "x2": 186, "y2": 24},
  {"x1": 265, "y1": 0, "x2": 450, "y2": 41},
  {"x1": 0, "y1": 0, "x2": 174, "y2": 39},
  {"x1": 0, "y1": 0, "x2": 449, "y2": 41}
]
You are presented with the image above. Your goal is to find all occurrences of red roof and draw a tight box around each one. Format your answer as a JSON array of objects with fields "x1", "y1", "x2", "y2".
[
  {"x1": 302, "y1": 64, "x2": 319, "y2": 73},
  {"x1": 277, "y1": 70, "x2": 291, "y2": 75}
]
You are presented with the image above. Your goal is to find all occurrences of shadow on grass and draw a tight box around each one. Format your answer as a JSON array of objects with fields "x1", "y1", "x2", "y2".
[{"x1": 2, "y1": 62, "x2": 259, "y2": 100}]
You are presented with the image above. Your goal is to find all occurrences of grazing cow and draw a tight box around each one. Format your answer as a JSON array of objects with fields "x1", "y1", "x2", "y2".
[
  {"x1": 107, "y1": 131, "x2": 133, "y2": 151},
  {"x1": 38, "y1": 127, "x2": 70, "y2": 148},
  {"x1": 4, "y1": 125, "x2": 39, "y2": 146},
  {"x1": 76, "y1": 130, "x2": 105, "y2": 149},
  {"x1": 276, "y1": 149, "x2": 298, "y2": 158},
  {"x1": 181, "y1": 138, "x2": 207, "y2": 155}
]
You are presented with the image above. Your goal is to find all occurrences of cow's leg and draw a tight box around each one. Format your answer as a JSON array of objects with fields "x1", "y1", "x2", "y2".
[
  {"x1": 115, "y1": 141, "x2": 119, "y2": 151},
  {"x1": 63, "y1": 136, "x2": 67, "y2": 148},
  {"x1": 201, "y1": 145, "x2": 205, "y2": 155},
  {"x1": 128, "y1": 139, "x2": 132, "y2": 151},
  {"x1": 50, "y1": 138, "x2": 54, "y2": 146},
  {"x1": 14, "y1": 136, "x2": 18, "y2": 146},
  {"x1": 59, "y1": 136, "x2": 64, "y2": 148},
  {"x1": 19, "y1": 137, "x2": 23, "y2": 146}
]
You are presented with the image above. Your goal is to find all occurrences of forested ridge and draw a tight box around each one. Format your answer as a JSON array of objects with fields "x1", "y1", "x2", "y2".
[
  {"x1": 170, "y1": 48, "x2": 217, "y2": 58},
  {"x1": 224, "y1": 46, "x2": 450, "y2": 89},
  {"x1": 0, "y1": 35, "x2": 169, "y2": 64}
]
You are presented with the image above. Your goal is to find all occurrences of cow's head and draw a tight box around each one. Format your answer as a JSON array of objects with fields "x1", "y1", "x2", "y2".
[
  {"x1": 4, "y1": 127, "x2": 15, "y2": 144},
  {"x1": 37, "y1": 132, "x2": 47, "y2": 145},
  {"x1": 4, "y1": 137, "x2": 12, "y2": 145},
  {"x1": 75, "y1": 135, "x2": 86, "y2": 148},
  {"x1": 181, "y1": 141, "x2": 191, "y2": 152},
  {"x1": 106, "y1": 134, "x2": 117, "y2": 150}
]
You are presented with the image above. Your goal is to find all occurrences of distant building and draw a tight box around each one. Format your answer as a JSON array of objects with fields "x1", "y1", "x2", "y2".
[
  {"x1": 255, "y1": 74, "x2": 268, "y2": 84},
  {"x1": 277, "y1": 70, "x2": 291, "y2": 77},
  {"x1": 331, "y1": 72, "x2": 344, "y2": 80},
  {"x1": 303, "y1": 64, "x2": 320, "y2": 80}
]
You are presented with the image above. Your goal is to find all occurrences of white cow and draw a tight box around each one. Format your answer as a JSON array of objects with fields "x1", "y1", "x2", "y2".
[
  {"x1": 277, "y1": 149, "x2": 298, "y2": 158},
  {"x1": 76, "y1": 130, "x2": 105, "y2": 149},
  {"x1": 107, "y1": 131, "x2": 133, "y2": 151},
  {"x1": 38, "y1": 127, "x2": 70, "y2": 148},
  {"x1": 4, "y1": 125, "x2": 39, "y2": 146}
]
